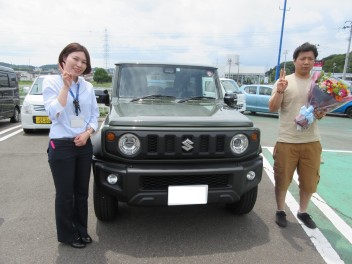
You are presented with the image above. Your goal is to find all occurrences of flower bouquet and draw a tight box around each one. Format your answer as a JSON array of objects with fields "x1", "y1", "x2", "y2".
[{"x1": 294, "y1": 71, "x2": 352, "y2": 130}]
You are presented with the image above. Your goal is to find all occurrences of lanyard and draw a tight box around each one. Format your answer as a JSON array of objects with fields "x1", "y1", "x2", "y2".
[{"x1": 69, "y1": 83, "x2": 80, "y2": 116}]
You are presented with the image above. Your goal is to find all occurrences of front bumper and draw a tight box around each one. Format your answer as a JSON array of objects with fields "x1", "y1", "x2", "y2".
[
  {"x1": 21, "y1": 112, "x2": 51, "y2": 129},
  {"x1": 92, "y1": 155, "x2": 263, "y2": 206}
]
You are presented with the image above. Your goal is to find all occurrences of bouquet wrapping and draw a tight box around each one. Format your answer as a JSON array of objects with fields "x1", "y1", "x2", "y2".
[{"x1": 294, "y1": 71, "x2": 352, "y2": 130}]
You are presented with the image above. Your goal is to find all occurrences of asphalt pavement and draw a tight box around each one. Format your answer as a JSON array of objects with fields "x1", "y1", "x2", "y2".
[{"x1": 0, "y1": 114, "x2": 350, "y2": 264}]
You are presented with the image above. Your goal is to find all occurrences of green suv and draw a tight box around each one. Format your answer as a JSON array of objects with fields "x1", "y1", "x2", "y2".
[{"x1": 92, "y1": 63, "x2": 263, "y2": 221}]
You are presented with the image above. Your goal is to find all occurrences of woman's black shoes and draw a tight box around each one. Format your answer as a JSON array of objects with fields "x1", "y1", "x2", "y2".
[
  {"x1": 63, "y1": 235, "x2": 92, "y2": 248},
  {"x1": 81, "y1": 235, "x2": 92, "y2": 244},
  {"x1": 70, "y1": 237, "x2": 86, "y2": 248}
]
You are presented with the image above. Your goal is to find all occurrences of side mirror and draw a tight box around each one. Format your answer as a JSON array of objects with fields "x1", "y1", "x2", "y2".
[
  {"x1": 23, "y1": 86, "x2": 30, "y2": 94},
  {"x1": 103, "y1": 89, "x2": 110, "y2": 106},
  {"x1": 224, "y1": 92, "x2": 237, "y2": 108}
]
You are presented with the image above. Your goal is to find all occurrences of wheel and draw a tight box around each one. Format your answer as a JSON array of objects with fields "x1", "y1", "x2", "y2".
[
  {"x1": 10, "y1": 107, "x2": 20, "y2": 123},
  {"x1": 226, "y1": 186, "x2": 258, "y2": 215},
  {"x1": 23, "y1": 128, "x2": 33, "y2": 134},
  {"x1": 93, "y1": 182, "x2": 118, "y2": 221},
  {"x1": 346, "y1": 107, "x2": 352, "y2": 118}
]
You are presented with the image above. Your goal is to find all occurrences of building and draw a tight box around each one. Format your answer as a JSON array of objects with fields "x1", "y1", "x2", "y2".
[{"x1": 220, "y1": 65, "x2": 267, "y2": 85}]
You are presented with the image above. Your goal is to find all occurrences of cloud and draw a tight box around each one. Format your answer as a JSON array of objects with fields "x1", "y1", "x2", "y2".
[{"x1": 0, "y1": 0, "x2": 351, "y2": 70}]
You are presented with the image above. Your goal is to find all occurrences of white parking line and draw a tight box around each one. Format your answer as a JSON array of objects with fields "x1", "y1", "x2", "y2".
[
  {"x1": 0, "y1": 125, "x2": 22, "y2": 135},
  {"x1": 261, "y1": 151, "x2": 344, "y2": 264},
  {"x1": 265, "y1": 146, "x2": 352, "y2": 245},
  {"x1": 0, "y1": 125, "x2": 22, "y2": 141}
]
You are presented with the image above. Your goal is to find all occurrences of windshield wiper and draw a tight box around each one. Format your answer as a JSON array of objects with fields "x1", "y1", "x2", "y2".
[
  {"x1": 131, "y1": 94, "x2": 176, "y2": 102},
  {"x1": 178, "y1": 96, "x2": 215, "y2": 103}
]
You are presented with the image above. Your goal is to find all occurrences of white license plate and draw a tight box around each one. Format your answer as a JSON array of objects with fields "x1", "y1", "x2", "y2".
[{"x1": 168, "y1": 185, "x2": 208, "y2": 206}]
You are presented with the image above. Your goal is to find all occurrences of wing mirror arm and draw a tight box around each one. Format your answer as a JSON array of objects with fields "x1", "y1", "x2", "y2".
[{"x1": 103, "y1": 90, "x2": 110, "y2": 106}]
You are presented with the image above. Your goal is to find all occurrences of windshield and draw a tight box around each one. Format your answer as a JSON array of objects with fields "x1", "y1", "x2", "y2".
[
  {"x1": 118, "y1": 65, "x2": 220, "y2": 100},
  {"x1": 29, "y1": 77, "x2": 44, "y2": 95},
  {"x1": 221, "y1": 79, "x2": 240, "y2": 93}
]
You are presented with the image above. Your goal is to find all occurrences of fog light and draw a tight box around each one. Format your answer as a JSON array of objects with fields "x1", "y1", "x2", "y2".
[
  {"x1": 106, "y1": 174, "x2": 119, "y2": 185},
  {"x1": 246, "y1": 171, "x2": 256, "y2": 181}
]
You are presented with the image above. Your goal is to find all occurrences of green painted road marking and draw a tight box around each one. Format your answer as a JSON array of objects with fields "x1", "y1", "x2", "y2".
[
  {"x1": 262, "y1": 147, "x2": 352, "y2": 264},
  {"x1": 319, "y1": 151, "x2": 352, "y2": 228}
]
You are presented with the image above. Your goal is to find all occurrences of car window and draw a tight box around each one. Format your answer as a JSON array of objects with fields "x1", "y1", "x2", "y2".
[
  {"x1": 244, "y1": 86, "x2": 257, "y2": 94},
  {"x1": 221, "y1": 80, "x2": 240, "y2": 93},
  {"x1": 0, "y1": 72, "x2": 9, "y2": 87},
  {"x1": 29, "y1": 78, "x2": 44, "y2": 95},
  {"x1": 259, "y1": 86, "x2": 272, "y2": 95},
  {"x1": 119, "y1": 65, "x2": 219, "y2": 99}
]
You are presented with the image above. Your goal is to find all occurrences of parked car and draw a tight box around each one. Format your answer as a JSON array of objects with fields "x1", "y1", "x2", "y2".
[
  {"x1": 0, "y1": 66, "x2": 20, "y2": 122},
  {"x1": 21, "y1": 76, "x2": 52, "y2": 133},
  {"x1": 220, "y1": 78, "x2": 246, "y2": 112},
  {"x1": 240, "y1": 84, "x2": 276, "y2": 114},
  {"x1": 91, "y1": 62, "x2": 263, "y2": 221},
  {"x1": 331, "y1": 100, "x2": 352, "y2": 118}
]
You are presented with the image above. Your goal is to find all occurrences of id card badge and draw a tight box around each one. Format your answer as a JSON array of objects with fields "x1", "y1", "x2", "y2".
[{"x1": 70, "y1": 115, "x2": 85, "y2": 128}]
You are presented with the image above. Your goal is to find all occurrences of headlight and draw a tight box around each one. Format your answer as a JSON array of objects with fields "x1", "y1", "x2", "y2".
[
  {"x1": 118, "y1": 133, "x2": 141, "y2": 156},
  {"x1": 21, "y1": 100, "x2": 32, "y2": 114},
  {"x1": 230, "y1": 134, "x2": 248, "y2": 154}
]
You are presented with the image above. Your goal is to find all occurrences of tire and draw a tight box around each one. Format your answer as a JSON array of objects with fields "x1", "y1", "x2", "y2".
[
  {"x1": 346, "y1": 107, "x2": 352, "y2": 118},
  {"x1": 226, "y1": 186, "x2": 258, "y2": 215},
  {"x1": 10, "y1": 107, "x2": 20, "y2": 123},
  {"x1": 23, "y1": 128, "x2": 33, "y2": 134},
  {"x1": 93, "y1": 182, "x2": 118, "y2": 221}
]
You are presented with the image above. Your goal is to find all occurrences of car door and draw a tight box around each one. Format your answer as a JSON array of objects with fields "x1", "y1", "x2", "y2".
[
  {"x1": 242, "y1": 85, "x2": 258, "y2": 112},
  {"x1": 257, "y1": 86, "x2": 272, "y2": 113},
  {"x1": 0, "y1": 72, "x2": 11, "y2": 117}
]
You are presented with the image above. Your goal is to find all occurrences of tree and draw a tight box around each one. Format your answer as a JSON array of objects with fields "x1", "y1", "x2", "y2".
[{"x1": 93, "y1": 68, "x2": 112, "y2": 83}]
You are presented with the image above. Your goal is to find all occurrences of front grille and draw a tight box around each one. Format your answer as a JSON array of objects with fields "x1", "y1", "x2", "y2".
[
  {"x1": 145, "y1": 133, "x2": 226, "y2": 156},
  {"x1": 33, "y1": 105, "x2": 46, "y2": 111},
  {"x1": 141, "y1": 174, "x2": 230, "y2": 190}
]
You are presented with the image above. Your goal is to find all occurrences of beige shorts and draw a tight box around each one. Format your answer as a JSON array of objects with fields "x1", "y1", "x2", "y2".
[{"x1": 273, "y1": 142, "x2": 321, "y2": 193}]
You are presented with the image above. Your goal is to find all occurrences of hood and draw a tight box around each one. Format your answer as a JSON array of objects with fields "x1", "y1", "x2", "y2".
[
  {"x1": 23, "y1": 94, "x2": 44, "y2": 105},
  {"x1": 107, "y1": 100, "x2": 253, "y2": 127}
]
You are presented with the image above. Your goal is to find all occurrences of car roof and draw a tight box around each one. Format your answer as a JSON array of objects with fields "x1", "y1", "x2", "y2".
[
  {"x1": 114, "y1": 62, "x2": 217, "y2": 69},
  {"x1": 241, "y1": 84, "x2": 273, "y2": 87},
  {"x1": 0, "y1": 65, "x2": 16, "y2": 72},
  {"x1": 220, "y1": 78, "x2": 236, "y2": 81}
]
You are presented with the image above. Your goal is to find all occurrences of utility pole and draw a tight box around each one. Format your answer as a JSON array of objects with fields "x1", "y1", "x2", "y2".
[
  {"x1": 342, "y1": 21, "x2": 352, "y2": 80},
  {"x1": 103, "y1": 28, "x2": 109, "y2": 70},
  {"x1": 234, "y1": 55, "x2": 240, "y2": 83},
  {"x1": 283, "y1": 50, "x2": 288, "y2": 71},
  {"x1": 227, "y1": 58, "x2": 232, "y2": 78},
  {"x1": 275, "y1": 0, "x2": 290, "y2": 80}
]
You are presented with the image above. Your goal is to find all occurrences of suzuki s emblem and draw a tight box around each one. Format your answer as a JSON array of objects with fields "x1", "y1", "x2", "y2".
[{"x1": 182, "y1": 138, "x2": 194, "y2": 151}]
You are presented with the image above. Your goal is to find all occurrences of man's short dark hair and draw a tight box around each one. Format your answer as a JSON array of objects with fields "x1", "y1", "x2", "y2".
[{"x1": 293, "y1": 42, "x2": 318, "y2": 61}]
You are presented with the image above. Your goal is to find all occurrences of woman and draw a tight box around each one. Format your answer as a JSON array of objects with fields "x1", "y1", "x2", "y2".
[{"x1": 43, "y1": 43, "x2": 99, "y2": 248}]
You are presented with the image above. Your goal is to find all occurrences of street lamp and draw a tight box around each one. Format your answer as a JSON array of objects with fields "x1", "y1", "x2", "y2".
[
  {"x1": 332, "y1": 63, "x2": 337, "y2": 76},
  {"x1": 275, "y1": 0, "x2": 289, "y2": 80}
]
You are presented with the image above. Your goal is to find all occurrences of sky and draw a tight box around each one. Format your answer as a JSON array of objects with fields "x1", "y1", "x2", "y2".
[{"x1": 1, "y1": 0, "x2": 351, "y2": 75}]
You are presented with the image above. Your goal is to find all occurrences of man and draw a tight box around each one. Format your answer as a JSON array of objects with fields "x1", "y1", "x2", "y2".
[{"x1": 269, "y1": 42, "x2": 325, "y2": 229}]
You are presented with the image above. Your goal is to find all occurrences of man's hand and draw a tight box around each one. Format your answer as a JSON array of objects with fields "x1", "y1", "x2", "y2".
[
  {"x1": 276, "y1": 69, "x2": 288, "y2": 93},
  {"x1": 314, "y1": 108, "x2": 327, "y2": 120}
]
